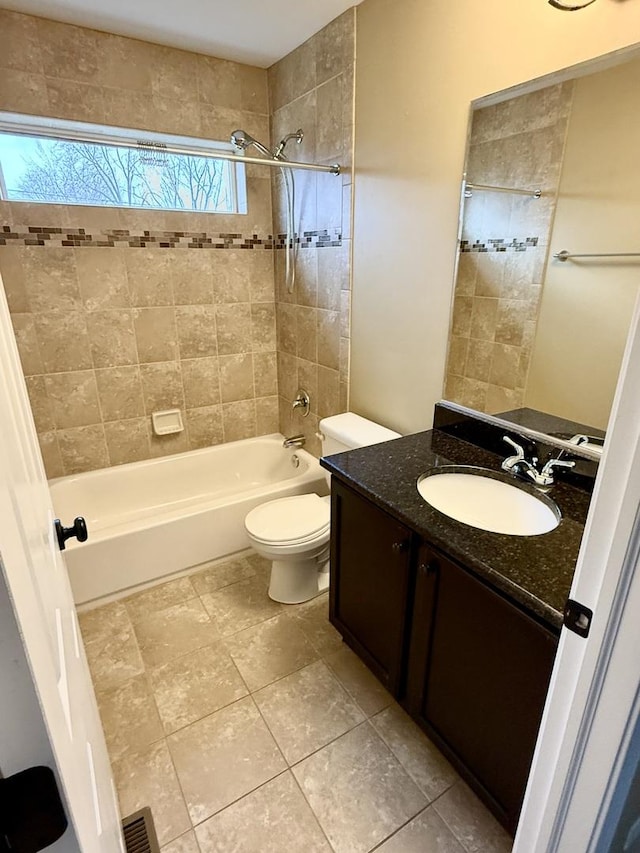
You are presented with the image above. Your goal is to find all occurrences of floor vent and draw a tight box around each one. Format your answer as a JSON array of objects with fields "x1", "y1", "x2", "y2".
[{"x1": 121, "y1": 807, "x2": 160, "y2": 853}]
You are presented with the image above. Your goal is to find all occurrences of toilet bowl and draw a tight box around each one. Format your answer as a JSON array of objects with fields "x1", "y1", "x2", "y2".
[
  {"x1": 244, "y1": 412, "x2": 401, "y2": 604},
  {"x1": 245, "y1": 493, "x2": 331, "y2": 604}
]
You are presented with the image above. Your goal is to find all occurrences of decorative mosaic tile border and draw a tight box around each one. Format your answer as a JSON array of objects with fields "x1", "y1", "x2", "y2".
[
  {"x1": 460, "y1": 237, "x2": 539, "y2": 253},
  {"x1": 0, "y1": 226, "x2": 342, "y2": 250}
]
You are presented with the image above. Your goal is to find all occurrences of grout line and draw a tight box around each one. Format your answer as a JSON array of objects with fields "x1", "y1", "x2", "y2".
[{"x1": 368, "y1": 804, "x2": 433, "y2": 852}]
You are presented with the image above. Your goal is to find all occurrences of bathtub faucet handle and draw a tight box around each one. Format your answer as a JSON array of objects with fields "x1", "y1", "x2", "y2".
[
  {"x1": 283, "y1": 434, "x2": 306, "y2": 449},
  {"x1": 292, "y1": 389, "x2": 310, "y2": 418}
]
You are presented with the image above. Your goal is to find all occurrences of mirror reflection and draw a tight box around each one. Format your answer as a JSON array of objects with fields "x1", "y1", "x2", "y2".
[{"x1": 444, "y1": 55, "x2": 640, "y2": 438}]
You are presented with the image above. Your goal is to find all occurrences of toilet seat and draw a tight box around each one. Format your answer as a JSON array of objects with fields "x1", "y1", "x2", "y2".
[{"x1": 245, "y1": 494, "x2": 330, "y2": 546}]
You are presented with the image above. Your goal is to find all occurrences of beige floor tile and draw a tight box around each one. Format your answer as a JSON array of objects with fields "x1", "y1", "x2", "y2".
[
  {"x1": 96, "y1": 674, "x2": 164, "y2": 761},
  {"x1": 195, "y1": 772, "x2": 331, "y2": 853},
  {"x1": 325, "y1": 646, "x2": 393, "y2": 717},
  {"x1": 293, "y1": 722, "x2": 427, "y2": 853},
  {"x1": 124, "y1": 577, "x2": 198, "y2": 622},
  {"x1": 287, "y1": 593, "x2": 344, "y2": 657},
  {"x1": 84, "y1": 619, "x2": 144, "y2": 691},
  {"x1": 200, "y1": 575, "x2": 283, "y2": 637},
  {"x1": 167, "y1": 696, "x2": 286, "y2": 824},
  {"x1": 160, "y1": 831, "x2": 200, "y2": 853},
  {"x1": 243, "y1": 551, "x2": 271, "y2": 580},
  {"x1": 134, "y1": 599, "x2": 219, "y2": 668},
  {"x1": 433, "y1": 782, "x2": 513, "y2": 853},
  {"x1": 377, "y1": 807, "x2": 466, "y2": 852},
  {"x1": 150, "y1": 643, "x2": 248, "y2": 734},
  {"x1": 371, "y1": 704, "x2": 459, "y2": 801},
  {"x1": 254, "y1": 660, "x2": 364, "y2": 764},
  {"x1": 79, "y1": 600, "x2": 130, "y2": 645},
  {"x1": 112, "y1": 740, "x2": 191, "y2": 846},
  {"x1": 190, "y1": 558, "x2": 255, "y2": 596},
  {"x1": 224, "y1": 614, "x2": 319, "y2": 691}
]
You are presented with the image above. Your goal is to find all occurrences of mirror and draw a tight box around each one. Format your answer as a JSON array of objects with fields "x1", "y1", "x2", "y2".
[{"x1": 443, "y1": 52, "x2": 640, "y2": 442}]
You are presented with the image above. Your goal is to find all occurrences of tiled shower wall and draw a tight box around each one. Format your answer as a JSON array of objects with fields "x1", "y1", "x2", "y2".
[
  {"x1": 269, "y1": 11, "x2": 355, "y2": 455},
  {"x1": 0, "y1": 10, "x2": 277, "y2": 476},
  {"x1": 444, "y1": 82, "x2": 573, "y2": 414}
]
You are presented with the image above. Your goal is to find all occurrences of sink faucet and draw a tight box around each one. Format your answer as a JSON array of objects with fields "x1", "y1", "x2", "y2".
[
  {"x1": 283, "y1": 434, "x2": 306, "y2": 449},
  {"x1": 501, "y1": 436, "x2": 575, "y2": 487}
]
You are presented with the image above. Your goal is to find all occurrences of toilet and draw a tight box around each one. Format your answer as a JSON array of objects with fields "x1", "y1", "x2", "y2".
[{"x1": 244, "y1": 413, "x2": 400, "y2": 604}]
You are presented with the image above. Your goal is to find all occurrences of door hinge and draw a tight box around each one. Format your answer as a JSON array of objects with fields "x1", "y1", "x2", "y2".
[{"x1": 563, "y1": 598, "x2": 593, "y2": 638}]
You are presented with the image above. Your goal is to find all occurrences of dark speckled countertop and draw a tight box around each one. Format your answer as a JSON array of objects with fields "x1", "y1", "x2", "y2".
[{"x1": 320, "y1": 428, "x2": 593, "y2": 632}]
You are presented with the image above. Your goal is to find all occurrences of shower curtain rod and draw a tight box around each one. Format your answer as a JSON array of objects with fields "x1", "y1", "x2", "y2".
[{"x1": 0, "y1": 117, "x2": 341, "y2": 176}]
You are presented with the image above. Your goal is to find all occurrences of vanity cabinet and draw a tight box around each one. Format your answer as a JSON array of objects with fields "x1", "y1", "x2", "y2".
[
  {"x1": 329, "y1": 479, "x2": 559, "y2": 834},
  {"x1": 329, "y1": 479, "x2": 414, "y2": 694},
  {"x1": 406, "y1": 543, "x2": 558, "y2": 832}
]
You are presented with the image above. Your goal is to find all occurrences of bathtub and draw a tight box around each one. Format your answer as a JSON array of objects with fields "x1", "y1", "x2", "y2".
[{"x1": 50, "y1": 434, "x2": 329, "y2": 605}]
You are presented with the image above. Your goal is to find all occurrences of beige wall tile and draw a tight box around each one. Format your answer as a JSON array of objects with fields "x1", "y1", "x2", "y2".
[
  {"x1": 140, "y1": 362, "x2": 185, "y2": 414},
  {"x1": 296, "y1": 306, "x2": 317, "y2": 363},
  {"x1": 317, "y1": 366, "x2": 340, "y2": 419},
  {"x1": 0, "y1": 69, "x2": 49, "y2": 113},
  {"x1": 268, "y1": 37, "x2": 316, "y2": 113},
  {"x1": 294, "y1": 249, "x2": 318, "y2": 307},
  {"x1": 12, "y1": 313, "x2": 44, "y2": 375},
  {"x1": 148, "y1": 422, "x2": 189, "y2": 458},
  {"x1": 253, "y1": 352, "x2": 278, "y2": 397},
  {"x1": 250, "y1": 303, "x2": 276, "y2": 352},
  {"x1": 172, "y1": 252, "x2": 214, "y2": 305},
  {"x1": 25, "y1": 375, "x2": 55, "y2": 432},
  {"x1": 256, "y1": 396, "x2": 279, "y2": 434},
  {"x1": 45, "y1": 370, "x2": 101, "y2": 428},
  {"x1": 489, "y1": 342, "x2": 520, "y2": 389},
  {"x1": 446, "y1": 336, "x2": 469, "y2": 378},
  {"x1": 182, "y1": 357, "x2": 221, "y2": 408},
  {"x1": 134, "y1": 308, "x2": 178, "y2": 363},
  {"x1": 465, "y1": 340, "x2": 494, "y2": 383},
  {"x1": 0, "y1": 248, "x2": 29, "y2": 313},
  {"x1": 36, "y1": 311, "x2": 93, "y2": 372},
  {"x1": 298, "y1": 359, "x2": 318, "y2": 409},
  {"x1": 57, "y1": 423, "x2": 108, "y2": 474},
  {"x1": 316, "y1": 10, "x2": 354, "y2": 86},
  {"x1": 37, "y1": 18, "x2": 100, "y2": 82},
  {"x1": 215, "y1": 303, "x2": 252, "y2": 355},
  {"x1": 185, "y1": 406, "x2": 224, "y2": 450},
  {"x1": 175, "y1": 306, "x2": 218, "y2": 359},
  {"x1": 0, "y1": 10, "x2": 43, "y2": 74},
  {"x1": 46, "y1": 78, "x2": 105, "y2": 123},
  {"x1": 23, "y1": 248, "x2": 80, "y2": 313},
  {"x1": 317, "y1": 248, "x2": 343, "y2": 310},
  {"x1": 95, "y1": 366, "x2": 145, "y2": 421},
  {"x1": 38, "y1": 431, "x2": 64, "y2": 479},
  {"x1": 76, "y1": 249, "x2": 130, "y2": 311},
  {"x1": 469, "y1": 298, "x2": 499, "y2": 342},
  {"x1": 222, "y1": 400, "x2": 257, "y2": 442},
  {"x1": 88, "y1": 310, "x2": 138, "y2": 367},
  {"x1": 317, "y1": 310, "x2": 340, "y2": 370},
  {"x1": 277, "y1": 352, "x2": 297, "y2": 401},
  {"x1": 104, "y1": 417, "x2": 150, "y2": 466},
  {"x1": 219, "y1": 353, "x2": 254, "y2": 403},
  {"x1": 126, "y1": 251, "x2": 174, "y2": 307},
  {"x1": 94, "y1": 33, "x2": 153, "y2": 92}
]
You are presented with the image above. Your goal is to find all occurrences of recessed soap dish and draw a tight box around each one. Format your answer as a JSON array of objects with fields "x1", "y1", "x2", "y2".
[{"x1": 152, "y1": 409, "x2": 184, "y2": 436}]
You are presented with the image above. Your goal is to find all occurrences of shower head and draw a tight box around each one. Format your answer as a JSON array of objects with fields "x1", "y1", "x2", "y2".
[
  {"x1": 274, "y1": 129, "x2": 304, "y2": 160},
  {"x1": 230, "y1": 129, "x2": 273, "y2": 159}
]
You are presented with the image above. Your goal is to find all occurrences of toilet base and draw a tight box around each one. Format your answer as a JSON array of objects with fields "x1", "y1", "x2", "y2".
[{"x1": 268, "y1": 556, "x2": 330, "y2": 604}]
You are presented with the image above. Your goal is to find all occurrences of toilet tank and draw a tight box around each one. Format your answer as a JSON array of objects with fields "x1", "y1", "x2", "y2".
[{"x1": 319, "y1": 413, "x2": 401, "y2": 456}]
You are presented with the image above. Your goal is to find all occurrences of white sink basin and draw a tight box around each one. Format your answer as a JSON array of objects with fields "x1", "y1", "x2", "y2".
[{"x1": 417, "y1": 467, "x2": 560, "y2": 536}]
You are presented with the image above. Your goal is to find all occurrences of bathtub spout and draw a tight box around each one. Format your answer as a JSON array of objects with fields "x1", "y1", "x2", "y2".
[{"x1": 283, "y1": 434, "x2": 306, "y2": 449}]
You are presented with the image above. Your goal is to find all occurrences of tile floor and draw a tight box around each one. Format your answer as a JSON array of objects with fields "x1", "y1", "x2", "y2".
[{"x1": 79, "y1": 551, "x2": 512, "y2": 853}]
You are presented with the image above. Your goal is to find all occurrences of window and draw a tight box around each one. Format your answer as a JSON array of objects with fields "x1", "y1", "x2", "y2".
[{"x1": 0, "y1": 113, "x2": 246, "y2": 214}]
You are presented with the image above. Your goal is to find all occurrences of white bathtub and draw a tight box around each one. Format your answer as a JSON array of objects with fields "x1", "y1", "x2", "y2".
[{"x1": 50, "y1": 434, "x2": 329, "y2": 604}]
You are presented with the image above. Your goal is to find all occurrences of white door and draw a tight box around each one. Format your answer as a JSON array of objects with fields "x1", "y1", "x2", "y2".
[
  {"x1": 0, "y1": 275, "x2": 123, "y2": 853},
  {"x1": 514, "y1": 289, "x2": 640, "y2": 850}
]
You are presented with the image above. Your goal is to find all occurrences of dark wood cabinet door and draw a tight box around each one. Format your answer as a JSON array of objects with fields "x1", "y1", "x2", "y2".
[
  {"x1": 329, "y1": 479, "x2": 413, "y2": 695},
  {"x1": 411, "y1": 547, "x2": 558, "y2": 832}
]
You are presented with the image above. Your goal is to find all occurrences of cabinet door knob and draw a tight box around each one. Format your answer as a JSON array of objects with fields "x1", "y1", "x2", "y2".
[
  {"x1": 392, "y1": 540, "x2": 409, "y2": 552},
  {"x1": 419, "y1": 560, "x2": 438, "y2": 575}
]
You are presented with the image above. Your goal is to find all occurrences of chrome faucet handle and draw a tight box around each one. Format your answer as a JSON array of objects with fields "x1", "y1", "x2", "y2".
[
  {"x1": 503, "y1": 435, "x2": 525, "y2": 457},
  {"x1": 540, "y1": 458, "x2": 576, "y2": 479},
  {"x1": 501, "y1": 435, "x2": 526, "y2": 472}
]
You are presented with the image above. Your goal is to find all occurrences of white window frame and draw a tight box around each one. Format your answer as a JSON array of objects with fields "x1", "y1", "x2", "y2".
[{"x1": 0, "y1": 112, "x2": 247, "y2": 214}]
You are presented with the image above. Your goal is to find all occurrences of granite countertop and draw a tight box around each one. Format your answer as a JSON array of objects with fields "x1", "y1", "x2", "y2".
[{"x1": 320, "y1": 428, "x2": 592, "y2": 631}]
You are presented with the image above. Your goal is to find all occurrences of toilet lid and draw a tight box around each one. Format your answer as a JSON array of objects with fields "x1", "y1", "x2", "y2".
[{"x1": 245, "y1": 494, "x2": 330, "y2": 545}]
